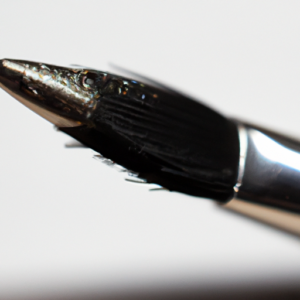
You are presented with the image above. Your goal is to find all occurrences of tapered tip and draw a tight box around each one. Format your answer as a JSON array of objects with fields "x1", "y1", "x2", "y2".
[
  {"x1": 0, "y1": 59, "x2": 98, "y2": 127},
  {"x1": 0, "y1": 59, "x2": 23, "y2": 92}
]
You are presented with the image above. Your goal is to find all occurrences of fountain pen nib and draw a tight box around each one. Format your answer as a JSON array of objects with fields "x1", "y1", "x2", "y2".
[{"x1": 0, "y1": 59, "x2": 99, "y2": 127}]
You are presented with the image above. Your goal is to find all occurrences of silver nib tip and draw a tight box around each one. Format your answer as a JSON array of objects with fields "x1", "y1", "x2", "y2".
[{"x1": 0, "y1": 59, "x2": 98, "y2": 128}]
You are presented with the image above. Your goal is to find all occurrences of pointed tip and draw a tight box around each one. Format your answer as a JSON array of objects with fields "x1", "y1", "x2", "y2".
[
  {"x1": 0, "y1": 58, "x2": 89, "y2": 128},
  {"x1": 0, "y1": 59, "x2": 17, "y2": 76},
  {"x1": 0, "y1": 59, "x2": 22, "y2": 89},
  {"x1": 0, "y1": 58, "x2": 13, "y2": 68},
  {"x1": 0, "y1": 59, "x2": 7, "y2": 70}
]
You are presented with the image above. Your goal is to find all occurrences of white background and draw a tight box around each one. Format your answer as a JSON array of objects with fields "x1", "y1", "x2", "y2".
[{"x1": 0, "y1": 1, "x2": 300, "y2": 299}]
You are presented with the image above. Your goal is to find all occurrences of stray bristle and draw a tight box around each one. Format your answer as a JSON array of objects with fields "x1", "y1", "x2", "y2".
[{"x1": 61, "y1": 73, "x2": 240, "y2": 201}]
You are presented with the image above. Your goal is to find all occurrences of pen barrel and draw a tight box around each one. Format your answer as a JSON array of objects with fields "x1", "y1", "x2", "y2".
[{"x1": 235, "y1": 124, "x2": 300, "y2": 214}]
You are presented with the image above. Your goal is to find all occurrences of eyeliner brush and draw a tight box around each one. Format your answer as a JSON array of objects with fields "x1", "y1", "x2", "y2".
[{"x1": 1, "y1": 58, "x2": 300, "y2": 235}]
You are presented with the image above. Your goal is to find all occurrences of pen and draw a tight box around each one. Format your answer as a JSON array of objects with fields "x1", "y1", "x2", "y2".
[{"x1": 1, "y1": 59, "x2": 299, "y2": 236}]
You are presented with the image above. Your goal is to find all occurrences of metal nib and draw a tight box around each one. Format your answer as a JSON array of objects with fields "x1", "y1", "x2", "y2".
[{"x1": 0, "y1": 59, "x2": 99, "y2": 127}]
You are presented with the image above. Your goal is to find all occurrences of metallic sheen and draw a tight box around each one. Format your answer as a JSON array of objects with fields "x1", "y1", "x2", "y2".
[
  {"x1": 236, "y1": 124, "x2": 300, "y2": 213},
  {"x1": 0, "y1": 59, "x2": 100, "y2": 126},
  {"x1": 234, "y1": 125, "x2": 248, "y2": 194}
]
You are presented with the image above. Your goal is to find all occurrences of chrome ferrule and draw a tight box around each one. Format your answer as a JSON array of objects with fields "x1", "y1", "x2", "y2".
[{"x1": 235, "y1": 123, "x2": 300, "y2": 214}]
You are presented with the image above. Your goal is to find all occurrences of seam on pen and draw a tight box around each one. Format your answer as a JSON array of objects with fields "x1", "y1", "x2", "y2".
[{"x1": 234, "y1": 124, "x2": 248, "y2": 194}]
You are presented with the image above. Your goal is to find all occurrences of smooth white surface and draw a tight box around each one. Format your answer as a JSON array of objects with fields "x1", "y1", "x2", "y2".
[{"x1": 0, "y1": 0, "x2": 300, "y2": 298}]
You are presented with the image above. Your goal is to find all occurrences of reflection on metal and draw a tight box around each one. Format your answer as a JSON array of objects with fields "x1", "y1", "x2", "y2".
[
  {"x1": 234, "y1": 125, "x2": 248, "y2": 193},
  {"x1": 224, "y1": 198, "x2": 300, "y2": 237},
  {"x1": 250, "y1": 129, "x2": 300, "y2": 172},
  {"x1": 0, "y1": 59, "x2": 99, "y2": 125},
  {"x1": 236, "y1": 125, "x2": 300, "y2": 213},
  {"x1": 0, "y1": 81, "x2": 80, "y2": 127}
]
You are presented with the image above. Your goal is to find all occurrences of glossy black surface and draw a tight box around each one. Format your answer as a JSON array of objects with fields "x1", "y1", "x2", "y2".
[{"x1": 61, "y1": 73, "x2": 240, "y2": 201}]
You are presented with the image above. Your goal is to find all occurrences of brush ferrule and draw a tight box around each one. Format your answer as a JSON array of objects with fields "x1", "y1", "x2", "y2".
[{"x1": 235, "y1": 124, "x2": 300, "y2": 213}]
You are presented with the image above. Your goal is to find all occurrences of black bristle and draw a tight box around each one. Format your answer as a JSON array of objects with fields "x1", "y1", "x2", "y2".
[{"x1": 61, "y1": 74, "x2": 240, "y2": 201}]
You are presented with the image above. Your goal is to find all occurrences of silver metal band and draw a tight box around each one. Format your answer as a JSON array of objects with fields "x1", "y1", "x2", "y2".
[{"x1": 235, "y1": 124, "x2": 300, "y2": 213}]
